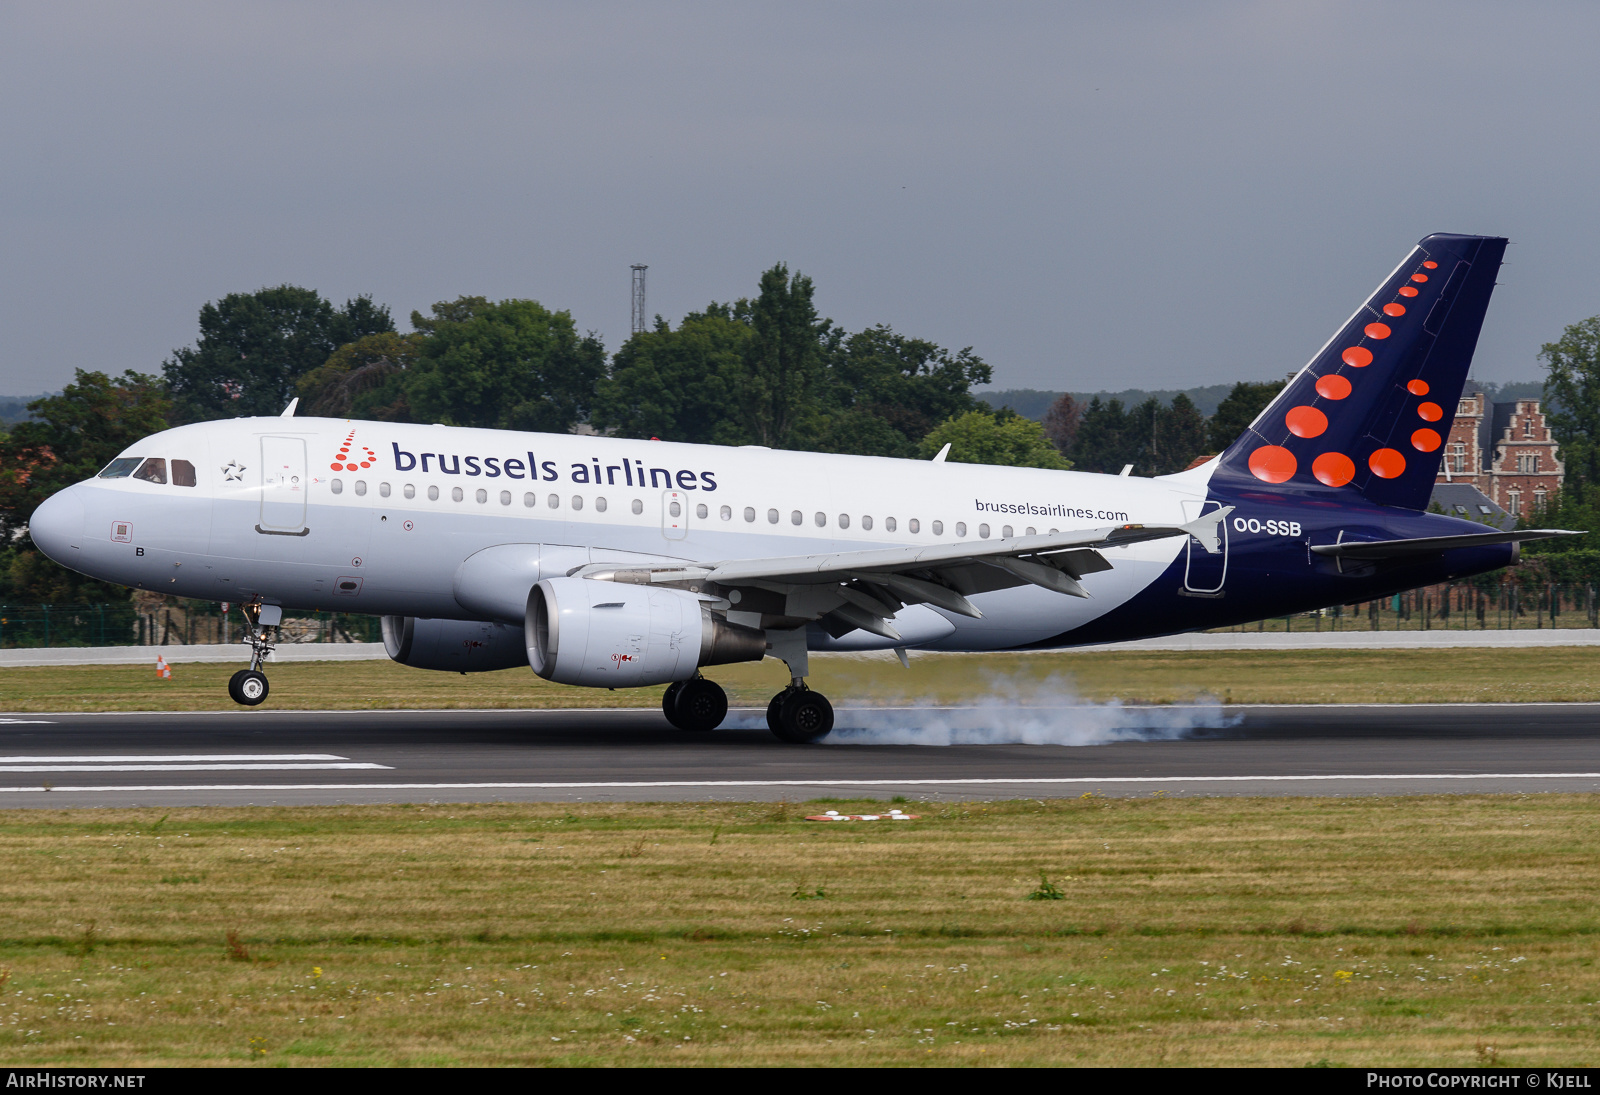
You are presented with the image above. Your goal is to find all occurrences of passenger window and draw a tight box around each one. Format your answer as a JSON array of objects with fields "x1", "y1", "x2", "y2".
[
  {"x1": 932, "y1": 520, "x2": 943, "y2": 535},
  {"x1": 595, "y1": 496, "x2": 607, "y2": 512},
  {"x1": 1002, "y1": 525, "x2": 1013, "y2": 538},
  {"x1": 172, "y1": 460, "x2": 197, "y2": 487},
  {"x1": 814, "y1": 512, "x2": 826, "y2": 527},
  {"x1": 767, "y1": 508, "x2": 779, "y2": 524},
  {"x1": 720, "y1": 505, "x2": 732, "y2": 521},
  {"x1": 862, "y1": 515, "x2": 874, "y2": 531},
  {"x1": 572, "y1": 496, "x2": 584, "y2": 511},
  {"x1": 956, "y1": 522, "x2": 967, "y2": 537},
  {"x1": 355, "y1": 481, "x2": 368, "y2": 496},
  {"x1": 696, "y1": 503, "x2": 708, "y2": 519},
  {"x1": 885, "y1": 517, "x2": 897, "y2": 532},
  {"x1": 669, "y1": 500, "x2": 681, "y2": 517},
  {"x1": 548, "y1": 494, "x2": 560, "y2": 509},
  {"x1": 790, "y1": 510, "x2": 803, "y2": 526},
  {"x1": 908, "y1": 518, "x2": 919, "y2": 533},
  {"x1": 331, "y1": 479, "x2": 344, "y2": 494},
  {"x1": 499, "y1": 490, "x2": 511, "y2": 505},
  {"x1": 839, "y1": 514, "x2": 850, "y2": 529},
  {"x1": 132, "y1": 458, "x2": 167, "y2": 484},
  {"x1": 631, "y1": 498, "x2": 643, "y2": 514},
  {"x1": 475, "y1": 488, "x2": 487, "y2": 503},
  {"x1": 403, "y1": 484, "x2": 415, "y2": 499},
  {"x1": 979, "y1": 523, "x2": 990, "y2": 538},
  {"x1": 524, "y1": 492, "x2": 536, "y2": 507},
  {"x1": 744, "y1": 507, "x2": 756, "y2": 522},
  {"x1": 1025, "y1": 526, "x2": 1036, "y2": 536},
  {"x1": 379, "y1": 482, "x2": 391, "y2": 498},
  {"x1": 428, "y1": 485, "x2": 440, "y2": 501},
  {"x1": 451, "y1": 486, "x2": 464, "y2": 502},
  {"x1": 99, "y1": 457, "x2": 143, "y2": 478}
]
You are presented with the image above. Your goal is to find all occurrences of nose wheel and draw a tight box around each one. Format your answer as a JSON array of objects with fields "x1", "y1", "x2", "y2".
[
  {"x1": 228, "y1": 669, "x2": 270, "y2": 706},
  {"x1": 664, "y1": 677, "x2": 729, "y2": 731},
  {"x1": 767, "y1": 686, "x2": 834, "y2": 744},
  {"x1": 227, "y1": 602, "x2": 277, "y2": 707}
]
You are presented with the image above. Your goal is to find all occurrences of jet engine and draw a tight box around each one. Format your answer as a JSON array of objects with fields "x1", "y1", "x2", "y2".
[
  {"x1": 527, "y1": 576, "x2": 766, "y2": 687},
  {"x1": 381, "y1": 615, "x2": 530, "y2": 672}
]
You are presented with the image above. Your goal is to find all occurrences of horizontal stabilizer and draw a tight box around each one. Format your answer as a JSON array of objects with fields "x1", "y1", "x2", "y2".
[{"x1": 1310, "y1": 529, "x2": 1582, "y2": 560}]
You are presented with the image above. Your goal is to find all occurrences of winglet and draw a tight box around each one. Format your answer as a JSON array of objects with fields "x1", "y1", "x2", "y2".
[
  {"x1": 280, "y1": 397, "x2": 299, "y2": 418},
  {"x1": 931, "y1": 443, "x2": 951, "y2": 463},
  {"x1": 1180, "y1": 505, "x2": 1233, "y2": 555}
]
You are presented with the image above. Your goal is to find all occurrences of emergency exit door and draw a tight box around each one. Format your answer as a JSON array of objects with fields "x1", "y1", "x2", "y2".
[{"x1": 661, "y1": 490, "x2": 689, "y2": 540}]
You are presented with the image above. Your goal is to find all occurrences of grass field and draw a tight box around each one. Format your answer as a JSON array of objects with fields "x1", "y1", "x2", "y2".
[
  {"x1": 0, "y1": 796, "x2": 1595, "y2": 1067},
  {"x1": 6, "y1": 647, "x2": 1600, "y2": 712}
]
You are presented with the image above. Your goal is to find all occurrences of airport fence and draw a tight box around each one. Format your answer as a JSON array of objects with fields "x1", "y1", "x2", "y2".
[{"x1": 0, "y1": 603, "x2": 382, "y2": 649}]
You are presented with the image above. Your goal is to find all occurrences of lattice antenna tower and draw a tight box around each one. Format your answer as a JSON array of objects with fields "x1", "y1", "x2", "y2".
[{"x1": 630, "y1": 264, "x2": 648, "y2": 335}]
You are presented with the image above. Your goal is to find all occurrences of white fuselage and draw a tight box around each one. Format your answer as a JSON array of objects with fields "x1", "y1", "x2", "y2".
[{"x1": 38, "y1": 416, "x2": 1214, "y2": 651}]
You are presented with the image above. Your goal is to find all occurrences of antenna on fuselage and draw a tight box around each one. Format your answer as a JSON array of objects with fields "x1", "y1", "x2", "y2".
[
  {"x1": 280, "y1": 397, "x2": 299, "y2": 417},
  {"x1": 931, "y1": 443, "x2": 950, "y2": 463}
]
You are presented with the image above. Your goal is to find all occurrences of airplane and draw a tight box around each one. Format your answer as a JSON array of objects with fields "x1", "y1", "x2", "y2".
[{"x1": 26, "y1": 233, "x2": 1573, "y2": 742}]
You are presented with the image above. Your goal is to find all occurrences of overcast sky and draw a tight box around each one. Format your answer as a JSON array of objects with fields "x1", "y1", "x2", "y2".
[{"x1": 4, "y1": 2, "x2": 1599, "y2": 398}]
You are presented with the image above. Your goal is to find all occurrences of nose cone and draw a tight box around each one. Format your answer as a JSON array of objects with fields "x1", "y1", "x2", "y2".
[{"x1": 29, "y1": 487, "x2": 85, "y2": 564}]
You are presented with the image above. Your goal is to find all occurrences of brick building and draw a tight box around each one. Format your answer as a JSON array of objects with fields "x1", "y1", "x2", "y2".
[{"x1": 1436, "y1": 381, "x2": 1563, "y2": 519}]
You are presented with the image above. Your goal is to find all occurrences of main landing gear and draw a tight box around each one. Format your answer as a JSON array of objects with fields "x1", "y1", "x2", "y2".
[
  {"x1": 663, "y1": 677, "x2": 729, "y2": 731},
  {"x1": 766, "y1": 684, "x2": 834, "y2": 744},
  {"x1": 227, "y1": 602, "x2": 277, "y2": 707},
  {"x1": 659, "y1": 677, "x2": 835, "y2": 741},
  {"x1": 660, "y1": 630, "x2": 835, "y2": 742}
]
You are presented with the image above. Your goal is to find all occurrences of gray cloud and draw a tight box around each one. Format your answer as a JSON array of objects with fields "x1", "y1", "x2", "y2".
[{"x1": 3, "y1": 1, "x2": 1598, "y2": 397}]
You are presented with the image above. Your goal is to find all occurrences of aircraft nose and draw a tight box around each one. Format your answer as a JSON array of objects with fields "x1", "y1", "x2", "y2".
[{"x1": 29, "y1": 487, "x2": 85, "y2": 563}]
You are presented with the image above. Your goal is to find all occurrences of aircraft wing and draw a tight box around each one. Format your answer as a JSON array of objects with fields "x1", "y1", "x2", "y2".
[
  {"x1": 1310, "y1": 528, "x2": 1580, "y2": 559},
  {"x1": 574, "y1": 508, "x2": 1230, "y2": 642}
]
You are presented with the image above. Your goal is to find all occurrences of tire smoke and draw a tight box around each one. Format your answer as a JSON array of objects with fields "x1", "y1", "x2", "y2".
[{"x1": 734, "y1": 672, "x2": 1237, "y2": 746}]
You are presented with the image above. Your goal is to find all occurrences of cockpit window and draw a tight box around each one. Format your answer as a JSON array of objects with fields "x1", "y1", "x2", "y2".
[
  {"x1": 172, "y1": 460, "x2": 197, "y2": 487},
  {"x1": 132, "y1": 458, "x2": 167, "y2": 484},
  {"x1": 99, "y1": 457, "x2": 143, "y2": 479}
]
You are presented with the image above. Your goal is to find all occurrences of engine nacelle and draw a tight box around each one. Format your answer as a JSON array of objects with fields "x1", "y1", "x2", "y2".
[
  {"x1": 381, "y1": 615, "x2": 530, "y2": 672},
  {"x1": 527, "y1": 576, "x2": 766, "y2": 687}
]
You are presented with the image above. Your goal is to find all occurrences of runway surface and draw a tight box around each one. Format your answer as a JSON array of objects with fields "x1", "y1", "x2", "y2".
[{"x1": 1, "y1": 702, "x2": 1598, "y2": 806}]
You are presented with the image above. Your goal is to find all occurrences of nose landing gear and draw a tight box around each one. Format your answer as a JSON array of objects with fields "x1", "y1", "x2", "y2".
[{"x1": 227, "y1": 601, "x2": 279, "y2": 707}]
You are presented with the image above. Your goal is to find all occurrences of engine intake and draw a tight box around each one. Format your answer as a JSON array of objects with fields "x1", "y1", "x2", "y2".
[
  {"x1": 382, "y1": 616, "x2": 530, "y2": 672},
  {"x1": 527, "y1": 576, "x2": 766, "y2": 687}
]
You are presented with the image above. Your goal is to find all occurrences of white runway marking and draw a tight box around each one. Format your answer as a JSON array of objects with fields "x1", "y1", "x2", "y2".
[
  {"x1": 0, "y1": 754, "x2": 352, "y2": 763},
  {"x1": 0, "y1": 753, "x2": 392, "y2": 774},
  {"x1": 0, "y1": 719, "x2": 56, "y2": 725},
  {"x1": 0, "y1": 764, "x2": 392, "y2": 773},
  {"x1": 0, "y1": 772, "x2": 1596, "y2": 793}
]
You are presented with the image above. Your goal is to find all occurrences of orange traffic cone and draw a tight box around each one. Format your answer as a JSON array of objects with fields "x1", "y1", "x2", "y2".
[{"x1": 156, "y1": 655, "x2": 171, "y2": 679}]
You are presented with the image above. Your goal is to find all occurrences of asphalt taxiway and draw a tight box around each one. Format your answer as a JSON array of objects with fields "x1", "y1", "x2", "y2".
[{"x1": 0, "y1": 703, "x2": 1597, "y2": 806}]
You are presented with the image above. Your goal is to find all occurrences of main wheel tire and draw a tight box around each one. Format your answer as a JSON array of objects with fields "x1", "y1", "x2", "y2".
[
  {"x1": 671, "y1": 678, "x2": 728, "y2": 731},
  {"x1": 766, "y1": 689, "x2": 790, "y2": 734},
  {"x1": 231, "y1": 669, "x2": 269, "y2": 707},
  {"x1": 774, "y1": 689, "x2": 833, "y2": 743},
  {"x1": 662, "y1": 680, "x2": 687, "y2": 727}
]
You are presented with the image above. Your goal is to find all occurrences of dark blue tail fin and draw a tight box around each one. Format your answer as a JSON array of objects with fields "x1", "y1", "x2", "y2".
[{"x1": 1212, "y1": 233, "x2": 1507, "y2": 509}]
